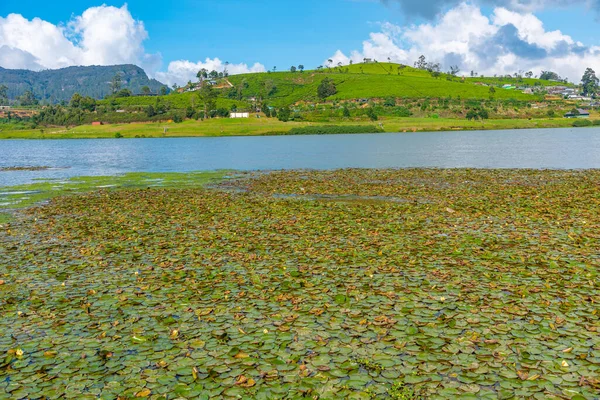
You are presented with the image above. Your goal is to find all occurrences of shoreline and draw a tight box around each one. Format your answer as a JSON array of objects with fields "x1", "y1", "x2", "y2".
[{"x1": 0, "y1": 116, "x2": 584, "y2": 140}]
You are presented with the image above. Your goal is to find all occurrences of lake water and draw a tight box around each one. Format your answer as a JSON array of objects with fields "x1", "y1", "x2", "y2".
[{"x1": 2, "y1": 128, "x2": 600, "y2": 187}]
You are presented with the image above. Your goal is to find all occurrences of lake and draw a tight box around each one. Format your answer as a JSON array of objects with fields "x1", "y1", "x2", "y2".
[{"x1": 2, "y1": 128, "x2": 600, "y2": 187}]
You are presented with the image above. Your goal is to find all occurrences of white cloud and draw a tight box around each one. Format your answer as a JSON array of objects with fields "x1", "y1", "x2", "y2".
[
  {"x1": 0, "y1": 6, "x2": 265, "y2": 85},
  {"x1": 155, "y1": 58, "x2": 266, "y2": 86},
  {"x1": 0, "y1": 5, "x2": 158, "y2": 71},
  {"x1": 328, "y1": 3, "x2": 600, "y2": 82}
]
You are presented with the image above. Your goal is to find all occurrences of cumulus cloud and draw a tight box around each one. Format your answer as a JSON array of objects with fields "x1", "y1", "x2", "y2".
[
  {"x1": 382, "y1": 0, "x2": 598, "y2": 19},
  {"x1": 0, "y1": 6, "x2": 265, "y2": 84},
  {"x1": 155, "y1": 58, "x2": 266, "y2": 86},
  {"x1": 0, "y1": 5, "x2": 158, "y2": 71},
  {"x1": 329, "y1": 3, "x2": 600, "y2": 82}
]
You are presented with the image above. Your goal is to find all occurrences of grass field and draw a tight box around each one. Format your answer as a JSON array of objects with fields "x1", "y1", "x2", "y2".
[
  {"x1": 1, "y1": 169, "x2": 599, "y2": 399},
  {"x1": 0, "y1": 116, "x2": 579, "y2": 139}
]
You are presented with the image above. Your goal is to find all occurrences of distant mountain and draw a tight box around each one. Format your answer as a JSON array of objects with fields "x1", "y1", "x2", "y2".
[{"x1": 0, "y1": 65, "x2": 168, "y2": 103}]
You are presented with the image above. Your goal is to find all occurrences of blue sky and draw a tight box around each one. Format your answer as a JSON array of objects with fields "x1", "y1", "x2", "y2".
[
  {"x1": 0, "y1": 0, "x2": 395, "y2": 69},
  {"x1": 1, "y1": 0, "x2": 600, "y2": 84}
]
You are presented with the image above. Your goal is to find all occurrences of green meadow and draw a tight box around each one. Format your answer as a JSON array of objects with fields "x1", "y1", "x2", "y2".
[{"x1": 0, "y1": 116, "x2": 577, "y2": 140}]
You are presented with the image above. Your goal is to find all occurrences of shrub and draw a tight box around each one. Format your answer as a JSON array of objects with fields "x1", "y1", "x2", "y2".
[
  {"x1": 286, "y1": 125, "x2": 384, "y2": 135},
  {"x1": 394, "y1": 107, "x2": 412, "y2": 117},
  {"x1": 278, "y1": 107, "x2": 291, "y2": 122},
  {"x1": 317, "y1": 78, "x2": 337, "y2": 99},
  {"x1": 366, "y1": 107, "x2": 378, "y2": 121},
  {"x1": 343, "y1": 106, "x2": 351, "y2": 118},
  {"x1": 573, "y1": 119, "x2": 592, "y2": 127},
  {"x1": 114, "y1": 132, "x2": 123, "y2": 138}
]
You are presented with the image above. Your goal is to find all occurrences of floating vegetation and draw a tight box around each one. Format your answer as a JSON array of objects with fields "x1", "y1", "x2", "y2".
[
  {"x1": 0, "y1": 166, "x2": 52, "y2": 172},
  {"x1": 0, "y1": 169, "x2": 599, "y2": 399}
]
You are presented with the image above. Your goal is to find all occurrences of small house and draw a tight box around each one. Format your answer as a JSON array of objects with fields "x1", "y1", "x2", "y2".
[
  {"x1": 564, "y1": 109, "x2": 590, "y2": 118},
  {"x1": 0, "y1": 106, "x2": 11, "y2": 110},
  {"x1": 230, "y1": 112, "x2": 249, "y2": 118},
  {"x1": 92, "y1": 121, "x2": 103, "y2": 126}
]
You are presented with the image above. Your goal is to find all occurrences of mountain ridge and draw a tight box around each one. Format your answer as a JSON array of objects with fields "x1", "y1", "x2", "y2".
[{"x1": 0, "y1": 64, "x2": 167, "y2": 103}]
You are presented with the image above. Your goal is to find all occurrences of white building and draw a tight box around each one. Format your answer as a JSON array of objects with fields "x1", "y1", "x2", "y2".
[{"x1": 230, "y1": 112, "x2": 249, "y2": 118}]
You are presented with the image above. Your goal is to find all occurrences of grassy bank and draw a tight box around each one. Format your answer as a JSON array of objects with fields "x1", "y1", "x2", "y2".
[
  {"x1": 1, "y1": 169, "x2": 599, "y2": 399},
  {"x1": 0, "y1": 116, "x2": 580, "y2": 139}
]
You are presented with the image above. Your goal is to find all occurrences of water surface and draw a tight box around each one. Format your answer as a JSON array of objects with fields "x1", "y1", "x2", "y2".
[{"x1": 2, "y1": 128, "x2": 600, "y2": 186}]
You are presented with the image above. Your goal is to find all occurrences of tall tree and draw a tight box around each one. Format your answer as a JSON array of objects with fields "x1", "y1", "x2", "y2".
[
  {"x1": 449, "y1": 65, "x2": 460, "y2": 76},
  {"x1": 0, "y1": 84, "x2": 8, "y2": 104},
  {"x1": 290, "y1": 66, "x2": 297, "y2": 73},
  {"x1": 298, "y1": 65, "x2": 304, "y2": 73},
  {"x1": 19, "y1": 90, "x2": 38, "y2": 106},
  {"x1": 581, "y1": 68, "x2": 599, "y2": 97},
  {"x1": 224, "y1": 61, "x2": 230, "y2": 77},
  {"x1": 141, "y1": 86, "x2": 151, "y2": 95},
  {"x1": 415, "y1": 55, "x2": 427, "y2": 70},
  {"x1": 197, "y1": 68, "x2": 208, "y2": 82},
  {"x1": 197, "y1": 85, "x2": 217, "y2": 119}
]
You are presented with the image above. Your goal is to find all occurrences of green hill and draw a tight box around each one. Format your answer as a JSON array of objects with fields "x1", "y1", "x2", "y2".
[
  {"x1": 0, "y1": 65, "x2": 168, "y2": 103},
  {"x1": 105, "y1": 63, "x2": 547, "y2": 112}
]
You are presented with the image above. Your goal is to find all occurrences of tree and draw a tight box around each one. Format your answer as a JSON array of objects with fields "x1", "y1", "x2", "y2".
[
  {"x1": 209, "y1": 70, "x2": 219, "y2": 79},
  {"x1": 343, "y1": 105, "x2": 351, "y2": 118},
  {"x1": 466, "y1": 110, "x2": 479, "y2": 120},
  {"x1": 581, "y1": 68, "x2": 599, "y2": 97},
  {"x1": 525, "y1": 71, "x2": 533, "y2": 79},
  {"x1": 290, "y1": 66, "x2": 297, "y2": 73},
  {"x1": 278, "y1": 107, "x2": 291, "y2": 122},
  {"x1": 160, "y1": 86, "x2": 168, "y2": 96},
  {"x1": 415, "y1": 55, "x2": 427, "y2": 70},
  {"x1": 540, "y1": 71, "x2": 560, "y2": 81},
  {"x1": 366, "y1": 107, "x2": 378, "y2": 121},
  {"x1": 224, "y1": 61, "x2": 230, "y2": 77},
  {"x1": 141, "y1": 86, "x2": 151, "y2": 95},
  {"x1": 449, "y1": 65, "x2": 460, "y2": 76},
  {"x1": 19, "y1": 90, "x2": 38, "y2": 106},
  {"x1": 197, "y1": 68, "x2": 208, "y2": 82},
  {"x1": 146, "y1": 105, "x2": 156, "y2": 117},
  {"x1": 0, "y1": 84, "x2": 7, "y2": 105},
  {"x1": 70, "y1": 93, "x2": 83, "y2": 109},
  {"x1": 317, "y1": 78, "x2": 337, "y2": 100},
  {"x1": 197, "y1": 85, "x2": 217, "y2": 119},
  {"x1": 110, "y1": 73, "x2": 123, "y2": 94},
  {"x1": 298, "y1": 65, "x2": 305, "y2": 73},
  {"x1": 489, "y1": 86, "x2": 496, "y2": 99}
]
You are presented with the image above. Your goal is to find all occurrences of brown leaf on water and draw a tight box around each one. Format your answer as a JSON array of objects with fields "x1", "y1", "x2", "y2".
[
  {"x1": 135, "y1": 388, "x2": 151, "y2": 397},
  {"x1": 235, "y1": 375, "x2": 256, "y2": 387}
]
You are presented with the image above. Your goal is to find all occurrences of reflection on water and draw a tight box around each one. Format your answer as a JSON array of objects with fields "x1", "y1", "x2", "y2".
[{"x1": 1, "y1": 128, "x2": 600, "y2": 186}]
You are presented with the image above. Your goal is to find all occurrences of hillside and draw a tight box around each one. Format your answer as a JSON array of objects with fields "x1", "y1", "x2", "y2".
[
  {"x1": 226, "y1": 63, "x2": 539, "y2": 107},
  {"x1": 0, "y1": 65, "x2": 168, "y2": 103},
  {"x1": 105, "y1": 63, "x2": 546, "y2": 112}
]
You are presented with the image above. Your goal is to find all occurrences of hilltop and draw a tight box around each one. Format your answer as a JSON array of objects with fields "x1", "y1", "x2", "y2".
[{"x1": 0, "y1": 65, "x2": 168, "y2": 103}]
